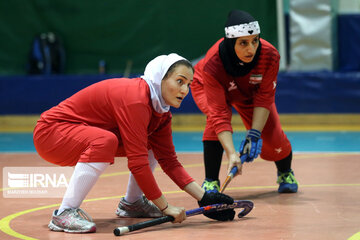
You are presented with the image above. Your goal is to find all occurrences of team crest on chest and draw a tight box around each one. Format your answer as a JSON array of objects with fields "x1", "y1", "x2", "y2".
[
  {"x1": 249, "y1": 74, "x2": 263, "y2": 84},
  {"x1": 228, "y1": 81, "x2": 238, "y2": 91}
]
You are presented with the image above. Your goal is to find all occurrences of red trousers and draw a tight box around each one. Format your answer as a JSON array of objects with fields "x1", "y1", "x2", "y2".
[
  {"x1": 33, "y1": 121, "x2": 119, "y2": 166},
  {"x1": 191, "y1": 84, "x2": 291, "y2": 161}
]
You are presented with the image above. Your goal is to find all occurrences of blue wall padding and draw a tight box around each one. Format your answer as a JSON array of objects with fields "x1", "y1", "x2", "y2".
[
  {"x1": 0, "y1": 74, "x2": 133, "y2": 114},
  {"x1": 1, "y1": 72, "x2": 360, "y2": 114},
  {"x1": 275, "y1": 71, "x2": 360, "y2": 113},
  {"x1": 338, "y1": 14, "x2": 360, "y2": 71}
]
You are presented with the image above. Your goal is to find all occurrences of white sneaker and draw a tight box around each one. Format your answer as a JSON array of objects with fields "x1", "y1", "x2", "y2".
[
  {"x1": 48, "y1": 208, "x2": 96, "y2": 233},
  {"x1": 116, "y1": 196, "x2": 163, "y2": 218}
]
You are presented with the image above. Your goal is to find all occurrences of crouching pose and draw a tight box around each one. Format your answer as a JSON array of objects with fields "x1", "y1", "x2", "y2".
[{"x1": 33, "y1": 53, "x2": 235, "y2": 233}]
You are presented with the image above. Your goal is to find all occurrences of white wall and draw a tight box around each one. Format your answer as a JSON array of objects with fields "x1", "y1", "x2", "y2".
[
  {"x1": 284, "y1": 0, "x2": 360, "y2": 13},
  {"x1": 289, "y1": 0, "x2": 334, "y2": 71},
  {"x1": 338, "y1": 0, "x2": 360, "y2": 13}
]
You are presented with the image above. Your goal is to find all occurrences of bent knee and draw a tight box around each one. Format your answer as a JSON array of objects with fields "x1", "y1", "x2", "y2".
[{"x1": 93, "y1": 132, "x2": 119, "y2": 152}]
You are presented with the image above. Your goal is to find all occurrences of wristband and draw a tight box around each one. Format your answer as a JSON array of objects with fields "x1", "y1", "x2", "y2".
[{"x1": 160, "y1": 203, "x2": 168, "y2": 212}]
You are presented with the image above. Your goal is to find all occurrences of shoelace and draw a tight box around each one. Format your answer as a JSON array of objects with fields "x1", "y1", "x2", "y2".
[
  {"x1": 141, "y1": 196, "x2": 160, "y2": 212},
  {"x1": 277, "y1": 172, "x2": 297, "y2": 184},
  {"x1": 203, "y1": 180, "x2": 219, "y2": 191},
  {"x1": 75, "y1": 208, "x2": 93, "y2": 222}
]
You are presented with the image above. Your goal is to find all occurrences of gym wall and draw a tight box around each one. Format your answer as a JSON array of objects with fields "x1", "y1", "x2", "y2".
[{"x1": 0, "y1": 0, "x2": 277, "y2": 75}]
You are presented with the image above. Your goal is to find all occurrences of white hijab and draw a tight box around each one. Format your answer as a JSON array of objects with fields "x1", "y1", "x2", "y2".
[{"x1": 141, "y1": 53, "x2": 186, "y2": 113}]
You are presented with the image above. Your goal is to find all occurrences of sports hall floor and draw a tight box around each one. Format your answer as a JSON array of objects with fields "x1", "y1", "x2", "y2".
[{"x1": 0, "y1": 114, "x2": 359, "y2": 240}]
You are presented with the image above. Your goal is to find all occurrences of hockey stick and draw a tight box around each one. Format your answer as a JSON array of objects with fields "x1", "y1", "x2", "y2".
[
  {"x1": 219, "y1": 154, "x2": 248, "y2": 193},
  {"x1": 113, "y1": 199, "x2": 254, "y2": 236}
]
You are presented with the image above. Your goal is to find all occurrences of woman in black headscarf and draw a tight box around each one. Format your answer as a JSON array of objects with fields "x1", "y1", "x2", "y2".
[{"x1": 191, "y1": 9, "x2": 298, "y2": 194}]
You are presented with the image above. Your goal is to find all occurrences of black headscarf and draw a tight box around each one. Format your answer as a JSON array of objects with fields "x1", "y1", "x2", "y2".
[{"x1": 219, "y1": 10, "x2": 262, "y2": 77}]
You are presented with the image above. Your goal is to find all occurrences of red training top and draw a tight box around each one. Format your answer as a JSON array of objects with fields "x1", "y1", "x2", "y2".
[
  {"x1": 193, "y1": 38, "x2": 280, "y2": 135},
  {"x1": 38, "y1": 78, "x2": 194, "y2": 200}
]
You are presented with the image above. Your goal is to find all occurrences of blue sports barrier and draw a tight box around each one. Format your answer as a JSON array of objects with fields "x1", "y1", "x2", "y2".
[{"x1": 1, "y1": 71, "x2": 359, "y2": 114}]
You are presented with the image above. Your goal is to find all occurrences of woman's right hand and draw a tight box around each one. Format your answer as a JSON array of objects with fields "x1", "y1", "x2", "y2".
[
  {"x1": 217, "y1": 131, "x2": 242, "y2": 176},
  {"x1": 227, "y1": 152, "x2": 242, "y2": 176},
  {"x1": 162, "y1": 204, "x2": 186, "y2": 223}
]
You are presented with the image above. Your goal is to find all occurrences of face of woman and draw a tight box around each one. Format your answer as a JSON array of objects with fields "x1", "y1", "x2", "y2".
[
  {"x1": 161, "y1": 65, "x2": 193, "y2": 108},
  {"x1": 234, "y1": 34, "x2": 260, "y2": 63}
]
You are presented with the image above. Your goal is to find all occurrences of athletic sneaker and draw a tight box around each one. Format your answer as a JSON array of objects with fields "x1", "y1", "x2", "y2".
[
  {"x1": 201, "y1": 178, "x2": 220, "y2": 193},
  {"x1": 48, "y1": 208, "x2": 96, "y2": 233},
  {"x1": 277, "y1": 170, "x2": 299, "y2": 193},
  {"x1": 116, "y1": 196, "x2": 163, "y2": 218}
]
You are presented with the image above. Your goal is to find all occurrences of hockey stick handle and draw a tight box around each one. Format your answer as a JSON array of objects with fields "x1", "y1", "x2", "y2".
[
  {"x1": 114, "y1": 215, "x2": 174, "y2": 236},
  {"x1": 230, "y1": 154, "x2": 248, "y2": 177},
  {"x1": 219, "y1": 154, "x2": 247, "y2": 193},
  {"x1": 113, "y1": 200, "x2": 253, "y2": 236}
]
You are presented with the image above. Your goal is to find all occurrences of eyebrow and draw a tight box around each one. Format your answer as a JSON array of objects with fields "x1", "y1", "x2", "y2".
[
  {"x1": 178, "y1": 74, "x2": 193, "y2": 83},
  {"x1": 178, "y1": 74, "x2": 188, "y2": 80},
  {"x1": 239, "y1": 35, "x2": 259, "y2": 41}
]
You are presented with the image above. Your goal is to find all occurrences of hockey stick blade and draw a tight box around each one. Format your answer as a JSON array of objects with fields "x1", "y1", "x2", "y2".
[{"x1": 237, "y1": 200, "x2": 253, "y2": 218}]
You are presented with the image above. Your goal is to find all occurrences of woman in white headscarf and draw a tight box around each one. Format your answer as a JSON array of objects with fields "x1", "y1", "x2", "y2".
[{"x1": 33, "y1": 53, "x2": 235, "y2": 234}]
